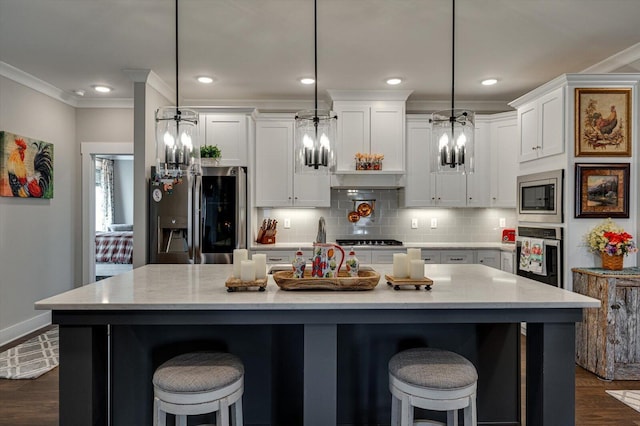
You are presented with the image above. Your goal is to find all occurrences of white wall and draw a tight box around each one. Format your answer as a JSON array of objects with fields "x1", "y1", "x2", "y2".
[
  {"x1": 0, "y1": 76, "x2": 77, "y2": 344},
  {"x1": 113, "y1": 158, "x2": 134, "y2": 224}
]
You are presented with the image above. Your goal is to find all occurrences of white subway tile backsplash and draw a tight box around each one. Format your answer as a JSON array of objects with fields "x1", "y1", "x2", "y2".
[{"x1": 256, "y1": 189, "x2": 516, "y2": 244}]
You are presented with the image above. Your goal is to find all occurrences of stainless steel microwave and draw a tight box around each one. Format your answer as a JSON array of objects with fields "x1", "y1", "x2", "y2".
[{"x1": 516, "y1": 169, "x2": 564, "y2": 223}]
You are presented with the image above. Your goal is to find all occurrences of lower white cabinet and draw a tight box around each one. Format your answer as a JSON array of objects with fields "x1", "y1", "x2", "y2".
[
  {"x1": 422, "y1": 250, "x2": 440, "y2": 264},
  {"x1": 477, "y1": 250, "x2": 501, "y2": 269},
  {"x1": 252, "y1": 250, "x2": 307, "y2": 264},
  {"x1": 500, "y1": 251, "x2": 515, "y2": 274},
  {"x1": 441, "y1": 250, "x2": 474, "y2": 264}
]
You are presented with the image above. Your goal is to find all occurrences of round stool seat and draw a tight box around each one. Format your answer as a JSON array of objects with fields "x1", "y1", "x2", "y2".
[
  {"x1": 153, "y1": 351, "x2": 244, "y2": 393},
  {"x1": 389, "y1": 347, "x2": 477, "y2": 390}
]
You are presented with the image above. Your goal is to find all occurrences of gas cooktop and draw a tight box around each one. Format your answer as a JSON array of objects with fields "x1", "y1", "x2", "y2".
[{"x1": 335, "y1": 238, "x2": 403, "y2": 246}]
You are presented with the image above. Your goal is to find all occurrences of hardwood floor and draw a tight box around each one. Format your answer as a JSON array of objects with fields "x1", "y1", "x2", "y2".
[{"x1": 0, "y1": 329, "x2": 638, "y2": 425}]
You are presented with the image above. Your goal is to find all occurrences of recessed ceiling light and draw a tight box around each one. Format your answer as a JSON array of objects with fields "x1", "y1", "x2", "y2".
[
  {"x1": 197, "y1": 76, "x2": 214, "y2": 84},
  {"x1": 386, "y1": 78, "x2": 403, "y2": 85},
  {"x1": 93, "y1": 85, "x2": 112, "y2": 93},
  {"x1": 481, "y1": 78, "x2": 498, "y2": 86},
  {"x1": 300, "y1": 78, "x2": 315, "y2": 85}
]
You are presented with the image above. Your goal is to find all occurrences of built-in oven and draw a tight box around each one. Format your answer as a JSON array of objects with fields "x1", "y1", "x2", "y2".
[
  {"x1": 516, "y1": 226, "x2": 563, "y2": 288},
  {"x1": 516, "y1": 169, "x2": 564, "y2": 223}
]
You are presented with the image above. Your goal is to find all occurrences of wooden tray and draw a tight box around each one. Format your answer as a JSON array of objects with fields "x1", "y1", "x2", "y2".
[
  {"x1": 385, "y1": 274, "x2": 433, "y2": 291},
  {"x1": 273, "y1": 270, "x2": 380, "y2": 291},
  {"x1": 225, "y1": 276, "x2": 268, "y2": 292}
]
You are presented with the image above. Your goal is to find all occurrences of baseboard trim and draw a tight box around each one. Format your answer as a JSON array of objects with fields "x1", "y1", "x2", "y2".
[{"x1": 0, "y1": 312, "x2": 52, "y2": 347}]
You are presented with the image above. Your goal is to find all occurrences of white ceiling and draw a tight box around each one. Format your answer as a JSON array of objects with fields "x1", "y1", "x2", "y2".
[{"x1": 1, "y1": 0, "x2": 640, "y2": 112}]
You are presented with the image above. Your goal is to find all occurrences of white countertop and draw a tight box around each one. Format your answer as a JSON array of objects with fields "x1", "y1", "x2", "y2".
[
  {"x1": 252, "y1": 242, "x2": 516, "y2": 252},
  {"x1": 35, "y1": 264, "x2": 598, "y2": 311}
]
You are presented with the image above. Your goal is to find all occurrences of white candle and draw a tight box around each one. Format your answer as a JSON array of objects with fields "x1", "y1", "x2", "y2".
[
  {"x1": 240, "y1": 260, "x2": 256, "y2": 282},
  {"x1": 233, "y1": 249, "x2": 248, "y2": 277},
  {"x1": 393, "y1": 253, "x2": 409, "y2": 278},
  {"x1": 407, "y1": 248, "x2": 421, "y2": 261},
  {"x1": 253, "y1": 253, "x2": 267, "y2": 279},
  {"x1": 410, "y1": 259, "x2": 425, "y2": 280}
]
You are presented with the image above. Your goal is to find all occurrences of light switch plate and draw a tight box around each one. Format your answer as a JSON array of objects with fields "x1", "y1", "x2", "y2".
[
  {"x1": 411, "y1": 218, "x2": 418, "y2": 229},
  {"x1": 430, "y1": 218, "x2": 437, "y2": 229},
  {"x1": 284, "y1": 218, "x2": 291, "y2": 228},
  {"x1": 499, "y1": 218, "x2": 506, "y2": 228}
]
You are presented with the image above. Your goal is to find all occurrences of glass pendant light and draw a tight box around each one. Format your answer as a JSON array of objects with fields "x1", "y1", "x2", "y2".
[
  {"x1": 430, "y1": 0, "x2": 474, "y2": 174},
  {"x1": 154, "y1": 0, "x2": 200, "y2": 184},
  {"x1": 294, "y1": 0, "x2": 337, "y2": 175}
]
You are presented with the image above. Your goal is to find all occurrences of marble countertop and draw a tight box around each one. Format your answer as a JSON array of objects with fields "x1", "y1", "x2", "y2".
[
  {"x1": 252, "y1": 242, "x2": 516, "y2": 252},
  {"x1": 36, "y1": 264, "x2": 598, "y2": 311}
]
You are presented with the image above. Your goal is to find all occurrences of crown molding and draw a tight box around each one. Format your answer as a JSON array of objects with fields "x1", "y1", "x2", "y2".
[
  {"x1": 581, "y1": 42, "x2": 640, "y2": 73},
  {"x1": 406, "y1": 99, "x2": 512, "y2": 114},
  {"x1": 0, "y1": 61, "x2": 79, "y2": 107},
  {"x1": 75, "y1": 98, "x2": 134, "y2": 108},
  {"x1": 123, "y1": 69, "x2": 175, "y2": 104},
  {"x1": 327, "y1": 89, "x2": 413, "y2": 102}
]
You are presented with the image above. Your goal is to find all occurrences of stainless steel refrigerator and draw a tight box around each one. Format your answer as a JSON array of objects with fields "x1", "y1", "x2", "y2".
[{"x1": 149, "y1": 166, "x2": 246, "y2": 264}]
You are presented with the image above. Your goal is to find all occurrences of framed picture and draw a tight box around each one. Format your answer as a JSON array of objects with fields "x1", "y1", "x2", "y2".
[
  {"x1": 0, "y1": 131, "x2": 54, "y2": 198},
  {"x1": 575, "y1": 88, "x2": 631, "y2": 157},
  {"x1": 575, "y1": 163, "x2": 629, "y2": 218}
]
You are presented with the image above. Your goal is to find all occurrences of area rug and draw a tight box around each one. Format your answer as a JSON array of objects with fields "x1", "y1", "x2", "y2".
[
  {"x1": 0, "y1": 326, "x2": 59, "y2": 379},
  {"x1": 606, "y1": 390, "x2": 640, "y2": 413}
]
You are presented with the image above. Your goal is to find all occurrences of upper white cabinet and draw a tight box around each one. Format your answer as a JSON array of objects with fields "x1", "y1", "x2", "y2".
[
  {"x1": 333, "y1": 101, "x2": 405, "y2": 172},
  {"x1": 200, "y1": 114, "x2": 249, "y2": 166},
  {"x1": 489, "y1": 112, "x2": 518, "y2": 207},
  {"x1": 254, "y1": 117, "x2": 330, "y2": 207},
  {"x1": 512, "y1": 86, "x2": 564, "y2": 162},
  {"x1": 403, "y1": 115, "x2": 491, "y2": 208},
  {"x1": 329, "y1": 90, "x2": 412, "y2": 174}
]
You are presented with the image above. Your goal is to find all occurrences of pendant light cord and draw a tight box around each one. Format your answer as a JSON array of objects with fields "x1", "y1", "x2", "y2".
[
  {"x1": 314, "y1": 0, "x2": 318, "y2": 113},
  {"x1": 175, "y1": 0, "x2": 179, "y2": 109},
  {"x1": 451, "y1": 0, "x2": 455, "y2": 115}
]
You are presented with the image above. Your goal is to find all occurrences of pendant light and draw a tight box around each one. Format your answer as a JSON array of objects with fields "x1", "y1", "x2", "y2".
[
  {"x1": 154, "y1": 0, "x2": 201, "y2": 184},
  {"x1": 430, "y1": 0, "x2": 474, "y2": 174},
  {"x1": 294, "y1": 0, "x2": 337, "y2": 175}
]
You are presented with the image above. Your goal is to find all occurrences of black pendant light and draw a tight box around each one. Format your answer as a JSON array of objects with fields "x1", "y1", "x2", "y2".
[
  {"x1": 294, "y1": 0, "x2": 337, "y2": 175},
  {"x1": 154, "y1": 0, "x2": 200, "y2": 183},
  {"x1": 430, "y1": 0, "x2": 475, "y2": 174}
]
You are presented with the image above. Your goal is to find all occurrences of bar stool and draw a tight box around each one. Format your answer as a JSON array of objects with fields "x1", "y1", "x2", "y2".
[
  {"x1": 152, "y1": 351, "x2": 244, "y2": 426},
  {"x1": 388, "y1": 348, "x2": 478, "y2": 426}
]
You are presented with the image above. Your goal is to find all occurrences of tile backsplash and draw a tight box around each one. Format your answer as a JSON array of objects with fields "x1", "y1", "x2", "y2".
[{"x1": 257, "y1": 189, "x2": 517, "y2": 244}]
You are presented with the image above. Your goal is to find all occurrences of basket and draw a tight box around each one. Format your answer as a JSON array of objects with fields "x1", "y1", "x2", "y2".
[
  {"x1": 601, "y1": 253, "x2": 624, "y2": 270},
  {"x1": 272, "y1": 269, "x2": 380, "y2": 291}
]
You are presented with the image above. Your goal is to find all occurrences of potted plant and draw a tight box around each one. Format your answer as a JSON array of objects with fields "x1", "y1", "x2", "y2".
[
  {"x1": 200, "y1": 145, "x2": 221, "y2": 166},
  {"x1": 585, "y1": 218, "x2": 637, "y2": 270}
]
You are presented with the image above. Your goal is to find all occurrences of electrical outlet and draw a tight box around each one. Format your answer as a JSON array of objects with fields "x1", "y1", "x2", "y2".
[
  {"x1": 411, "y1": 218, "x2": 418, "y2": 229},
  {"x1": 284, "y1": 218, "x2": 291, "y2": 229},
  {"x1": 499, "y1": 218, "x2": 506, "y2": 228},
  {"x1": 430, "y1": 218, "x2": 438, "y2": 229}
]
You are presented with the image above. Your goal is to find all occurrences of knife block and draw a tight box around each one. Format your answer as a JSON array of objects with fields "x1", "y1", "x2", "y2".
[{"x1": 259, "y1": 235, "x2": 276, "y2": 244}]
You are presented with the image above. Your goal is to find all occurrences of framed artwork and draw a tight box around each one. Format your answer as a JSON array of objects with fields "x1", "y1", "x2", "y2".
[
  {"x1": 575, "y1": 88, "x2": 631, "y2": 157},
  {"x1": 575, "y1": 163, "x2": 629, "y2": 218},
  {"x1": 0, "y1": 131, "x2": 54, "y2": 198}
]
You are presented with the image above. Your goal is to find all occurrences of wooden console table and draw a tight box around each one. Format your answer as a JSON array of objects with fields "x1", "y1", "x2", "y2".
[{"x1": 573, "y1": 267, "x2": 640, "y2": 380}]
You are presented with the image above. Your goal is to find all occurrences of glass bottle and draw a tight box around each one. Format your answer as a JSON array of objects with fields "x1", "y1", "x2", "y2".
[{"x1": 346, "y1": 249, "x2": 359, "y2": 277}]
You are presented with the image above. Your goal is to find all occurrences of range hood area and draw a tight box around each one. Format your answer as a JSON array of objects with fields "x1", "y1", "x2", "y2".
[{"x1": 330, "y1": 172, "x2": 405, "y2": 189}]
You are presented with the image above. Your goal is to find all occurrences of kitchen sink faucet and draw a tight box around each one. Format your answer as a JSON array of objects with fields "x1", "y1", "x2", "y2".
[{"x1": 316, "y1": 216, "x2": 326, "y2": 243}]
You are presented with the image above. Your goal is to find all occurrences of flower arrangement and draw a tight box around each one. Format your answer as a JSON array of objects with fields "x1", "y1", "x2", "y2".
[
  {"x1": 586, "y1": 218, "x2": 637, "y2": 257},
  {"x1": 355, "y1": 152, "x2": 384, "y2": 170}
]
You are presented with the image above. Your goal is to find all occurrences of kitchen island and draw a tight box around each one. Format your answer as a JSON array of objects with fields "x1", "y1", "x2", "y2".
[{"x1": 36, "y1": 264, "x2": 599, "y2": 426}]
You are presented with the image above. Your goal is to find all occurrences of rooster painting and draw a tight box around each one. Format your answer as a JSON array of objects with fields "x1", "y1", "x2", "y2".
[{"x1": 0, "y1": 131, "x2": 54, "y2": 198}]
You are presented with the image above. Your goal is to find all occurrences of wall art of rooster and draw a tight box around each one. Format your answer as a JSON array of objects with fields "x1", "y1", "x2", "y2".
[{"x1": 0, "y1": 131, "x2": 54, "y2": 198}]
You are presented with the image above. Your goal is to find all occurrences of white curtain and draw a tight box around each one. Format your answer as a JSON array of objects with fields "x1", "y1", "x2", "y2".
[{"x1": 100, "y1": 158, "x2": 114, "y2": 229}]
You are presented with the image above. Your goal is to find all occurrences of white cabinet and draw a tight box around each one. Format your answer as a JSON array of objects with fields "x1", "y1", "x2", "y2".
[
  {"x1": 500, "y1": 251, "x2": 515, "y2": 274},
  {"x1": 370, "y1": 249, "x2": 403, "y2": 264},
  {"x1": 516, "y1": 86, "x2": 564, "y2": 162},
  {"x1": 489, "y1": 113, "x2": 518, "y2": 207},
  {"x1": 404, "y1": 116, "x2": 485, "y2": 208},
  {"x1": 422, "y1": 250, "x2": 440, "y2": 264},
  {"x1": 200, "y1": 114, "x2": 248, "y2": 166},
  {"x1": 255, "y1": 118, "x2": 330, "y2": 207},
  {"x1": 466, "y1": 118, "x2": 491, "y2": 207},
  {"x1": 333, "y1": 101, "x2": 405, "y2": 172},
  {"x1": 252, "y1": 249, "x2": 312, "y2": 264},
  {"x1": 477, "y1": 250, "x2": 501, "y2": 270},
  {"x1": 441, "y1": 250, "x2": 474, "y2": 264}
]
